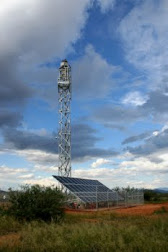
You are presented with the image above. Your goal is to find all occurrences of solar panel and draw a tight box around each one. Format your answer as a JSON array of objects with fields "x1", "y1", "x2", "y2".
[{"x1": 53, "y1": 176, "x2": 123, "y2": 203}]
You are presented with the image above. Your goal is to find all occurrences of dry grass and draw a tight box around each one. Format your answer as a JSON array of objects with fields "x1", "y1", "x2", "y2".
[
  {"x1": 0, "y1": 203, "x2": 168, "y2": 251},
  {"x1": 0, "y1": 233, "x2": 20, "y2": 250}
]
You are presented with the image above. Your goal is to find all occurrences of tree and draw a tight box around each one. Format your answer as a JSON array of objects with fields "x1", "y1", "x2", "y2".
[
  {"x1": 144, "y1": 190, "x2": 158, "y2": 201},
  {"x1": 7, "y1": 185, "x2": 65, "y2": 222}
]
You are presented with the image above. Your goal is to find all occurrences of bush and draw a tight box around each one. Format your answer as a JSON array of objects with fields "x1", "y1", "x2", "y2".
[
  {"x1": 144, "y1": 190, "x2": 157, "y2": 201},
  {"x1": 7, "y1": 185, "x2": 65, "y2": 222}
]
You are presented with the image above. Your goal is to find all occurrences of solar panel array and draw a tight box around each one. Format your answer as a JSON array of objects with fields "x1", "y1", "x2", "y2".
[{"x1": 53, "y1": 176, "x2": 122, "y2": 203}]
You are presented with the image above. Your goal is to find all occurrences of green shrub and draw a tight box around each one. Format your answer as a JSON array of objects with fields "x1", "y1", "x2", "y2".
[
  {"x1": 144, "y1": 190, "x2": 168, "y2": 202},
  {"x1": 7, "y1": 185, "x2": 65, "y2": 222},
  {"x1": 0, "y1": 204, "x2": 6, "y2": 216}
]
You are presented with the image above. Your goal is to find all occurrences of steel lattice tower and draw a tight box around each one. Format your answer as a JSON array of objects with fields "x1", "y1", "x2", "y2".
[{"x1": 58, "y1": 59, "x2": 71, "y2": 177}]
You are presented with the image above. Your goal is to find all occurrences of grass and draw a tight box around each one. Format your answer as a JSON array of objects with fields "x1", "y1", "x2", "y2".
[
  {"x1": 0, "y1": 215, "x2": 21, "y2": 236},
  {"x1": 153, "y1": 206, "x2": 168, "y2": 214},
  {"x1": 0, "y1": 210, "x2": 168, "y2": 251}
]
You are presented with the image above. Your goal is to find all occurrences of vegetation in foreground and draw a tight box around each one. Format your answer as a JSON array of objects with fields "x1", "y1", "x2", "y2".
[
  {"x1": 0, "y1": 185, "x2": 168, "y2": 251},
  {"x1": 0, "y1": 208, "x2": 168, "y2": 251}
]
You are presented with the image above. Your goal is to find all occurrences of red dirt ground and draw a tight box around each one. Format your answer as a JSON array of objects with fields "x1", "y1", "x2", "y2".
[
  {"x1": 114, "y1": 202, "x2": 168, "y2": 215},
  {"x1": 65, "y1": 202, "x2": 168, "y2": 216},
  {"x1": 0, "y1": 233, "x2": 20, "y2": 248}
]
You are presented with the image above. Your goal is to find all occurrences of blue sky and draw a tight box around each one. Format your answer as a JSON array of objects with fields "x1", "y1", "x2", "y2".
[{"x1": 0, "y1": 0, "x2": 168, "y2": 190}]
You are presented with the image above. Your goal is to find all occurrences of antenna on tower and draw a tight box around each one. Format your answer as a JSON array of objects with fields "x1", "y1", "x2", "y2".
[{"x1": 58, "y1": 59, "x2": 72, "y2": 177}]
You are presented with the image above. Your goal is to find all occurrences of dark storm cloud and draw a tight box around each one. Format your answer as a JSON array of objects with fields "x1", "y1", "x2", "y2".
[
  {"x1": 93, "y1": 105, "x2": 144, "y2": 126},
  {"x1": 2, "y1": 123, "x2": 118, "y2": 161},
  {"x1": 0, "y1": 55, "x2": 33, "y2": 128},
  {"x1": 73, "y1": 147, "x2": 117, "y2": 161},
  {"x1": 3, "y1": 128, "x2": 57, "y2": 154},
  {"x1": 148, "y1": 156, "x2": 164, "y2": 164},
  {"x1": 103, "y1": 123, "x2": 126, "y2": 131},
  {"x1": 71, "y1": 123, "x2": 118, "y2": 160},
  {"x1": 126, "y1": 129, "x2": 168, "y2": 156},
  {"x1": 122, "y1": 132, "x2": 152, "y2": 145},
  {"x1": 0, "y1": 110, "x2": 22, "y2": 128},
  {"x1": 0, "y1": 56, "x2": 33, "y2": 106},
  {"x1": 142, "y1": 91, "x2": 168, "y2": 114}
]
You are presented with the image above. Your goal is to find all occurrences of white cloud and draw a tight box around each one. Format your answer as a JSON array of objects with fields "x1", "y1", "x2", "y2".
[
  {"x1": 34, "y1": 164, "x2": 58, "y2": 173},
  {"x1": 72, "y1": 44, "x2": 120, "y2": 99},
  {"x1": 122, "y1": 91, "x2": 148, "y2": 106},
  {"x1": 19, "y1": 173, "x2": 34, "y2": 179},
  {"x1": 23, "y1": 177, "x2": 58, "y2": 187},
  {"x1": 72, "y1": 152, "x2": 168, "y2": 189},
  {"x1": 119, "y1": 0, "x2": 168, "y2": 90},
  {"x1": 73, "y1": 167, "x2": 111, "y2": 179},
  {"x1": 152, "y1": 131, "x2": 159, "y2": 136},
  {"x1": 1, "y1": 151, "x2": 168, "y2": 190},
  {"x1": 97, "y1": 0, "x2": 116, "y2": 13},
  {"x1": 73, "y1": 165, "x2": 168, "y2": 189},
  {"x1": 161, "y1": 124, "x2": 168, "y2": 132},
  {"x1": 0, "y1": 163, "x2": 59, "y2": 190},
  {"x1": 0, "y1": 149, "x2": 59, "y2": 190},
  {"x1": 14, "y1": 149, "x2": 58, "y2": 165},
  {"x1": 91, "y1": 158, "x2": 111, "y2": 168},
  {"x1": 119, "y1": 156, "x2": 168, "y2": 175},
  {"x1": 0, "y1": 165, "x2": 30, "y2": 190},
  {"x1": 0, "y1": 165, "x2": 28, "y2": 176}
]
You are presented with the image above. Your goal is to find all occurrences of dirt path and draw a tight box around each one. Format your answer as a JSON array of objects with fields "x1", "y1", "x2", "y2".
[
  {"x1": 66, "y1": 202, "x2": 168, "y2": 216},
  {"x1": 114, "y1": 202, "x2": 168, "y2": 215}
]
